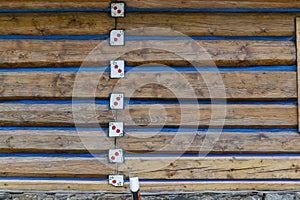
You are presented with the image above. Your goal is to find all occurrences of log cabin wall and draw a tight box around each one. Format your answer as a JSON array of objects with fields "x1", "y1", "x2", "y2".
[{"x1": 0, "y1": 0, "x2": 300, "y2": 194}]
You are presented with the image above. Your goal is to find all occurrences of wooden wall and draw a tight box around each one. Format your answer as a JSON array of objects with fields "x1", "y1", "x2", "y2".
[{"x1": 0, "y1": 0, "x2": 300, "y2": 192}]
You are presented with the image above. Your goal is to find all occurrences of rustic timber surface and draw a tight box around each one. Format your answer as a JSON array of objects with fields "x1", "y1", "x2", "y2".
[
  {"x1": 1, "y1": 180, "x2": 300, "y2": 191},
  {"x1": 0, "y1": 40, "x2": 295, "y2": 67},
  {"x1": 0, "y1": 0, "x2": 299, "y2": 192},
  {"x1": 0, "y1": 130, "x2": 298, "y2": 154},
  {"x1": 0, "y1": 71, "x2": 296, "y2": 100},
  {"x1": 0, "y1": 104, "x2": 296, "y2": 127},
  {"x1": 0, "y1": 156, "x2": 298, "y2": 179},
  {"x1": 0, "y1": 12, "x2": 297, "y2": 36}
]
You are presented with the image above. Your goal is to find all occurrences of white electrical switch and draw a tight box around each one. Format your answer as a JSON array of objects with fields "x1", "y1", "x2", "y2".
[
  {"x1": 109, "y1": 122, "x2": 124, "y2": 137},
  {"x1": 108, "y1": 174, "x2": 125, "y2": 187},
  {"x1": 110, "y1": 30, "x2": 125, "y2": 46},
  {"x1": 110, "y1": 60, "x2": 125, "y2": 78},
  {"x1": 110, "y1": 93, "x2": 124, "y2": 110},
  {"x1": 108, "y1": 149, "x2": 124, "y2": 163},
  {"x1": 111, "y1": 2, "x2": 125, "y2": 17}
]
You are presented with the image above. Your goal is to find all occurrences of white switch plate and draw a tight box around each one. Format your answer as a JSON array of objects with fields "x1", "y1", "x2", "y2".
[
  {"x1": 109, "y1": 122, "x2": 124, "y2": 137},
  {"x1": 110, "y1": 93, "x2": 124, "y2": 110},
  {"x1": 111, "y1": 2, "x2": 125, "y2": 17},
  {"x1": 110, "y1": 60, "x2": 125, "y2": 78},
  {"x1": 108, "y1": 149, "x2": 124, "y2": 163},
  {"x1": 110, "y1": 30, "x2": 125, "y2": 46},
  {"x1": 108, "y1": 174, "x2": 125, "y2": 187}
]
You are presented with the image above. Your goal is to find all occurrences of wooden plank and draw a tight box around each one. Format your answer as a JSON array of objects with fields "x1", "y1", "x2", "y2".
[
  {"x1": 296, "y1": 18, "x2": 300, "y2": 132},
  {"x1": 118, "y1": 13, "x2": 296, "y2": 36},
  {"x1": 0, "y1": 13, "x2": 113, "y2": 35},
  {"x1": 1, "y1": 12, "x2": 295, "y2": 36},
  {"x1": 0, "y1": 0, "x2": 109, "y2": 9},
  {"x1": 0, "y1": 156, "x2": 299, "y2": 179},
  {"x1": 121, "y1": 0, "x2": 300, "y2": 9},
  {"x1": 124, "y1": 156, "x2": 300, "y2": 179},
  {"x1": 0, "y1": 40, "x2": 294, "y2": 67},
  {"x1": 1, "y1": 180, "x2": 300, "y2": 191},
  {"x1": 0, "y1": 71, "x2": 296, "y2": 100},
  {"x1": 0, "y1": 130, "x2": 300, "y2": 154},
  {"x1": 0, "y1": 104, "x2": 296, "y2": 127}
]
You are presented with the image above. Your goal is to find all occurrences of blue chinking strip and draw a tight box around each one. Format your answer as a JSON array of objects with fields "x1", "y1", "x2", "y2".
[
  {"x1": 0, "y1": 65, "x2": 296, "y2": 72},
  {"x1": 126, "y1": 7, "x2": 300, "y2": 13},
  {"x1": 0, "y1": 126, "x2": 297, "y2": 133},
  {"x1": 0, "y1": 8, "x2": 110, "y2": 13},
  {"x1": 0, "y1": 99, "x2": 296, "y2": 105},
  {"x1": 0, "y1": 7, "x2": 300, "y2": 13},
  {"x1": 0, "y1": 152, "x2": 300, "y2": 157},
  {"x1": 2, "y1": 8, "x2": 300, "y2": 13},
  {"x1": 126, "y1": 35, "x2": 295, "y2": 41},
  {"x1": 0, "y1": 35, "x2": 294, "y2": 41},
  {"x1": 0, "y1": 34, "x2": 109, "y2": 40}
]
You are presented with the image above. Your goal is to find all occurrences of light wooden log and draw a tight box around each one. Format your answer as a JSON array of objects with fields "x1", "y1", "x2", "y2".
[
  {"x1": 0, "y1": 180, "x2": 300, "y2": 191},
  {"x1": 0, "y1": 130, "x2": 299, "y2": 154},
  {"x1": 121, "y1": 0, "x2": 300, "y2": 9},
  {"x1": 0, "y1": 71, "x2": 296, "y2": 100},
  {"x1": 118, "y1": 13, "x2": 297, "y2": 36},
  {"x1": 0, "y1": 40, "x2": 294, "y2": 67},
  {"x1": 0, "y1": 104, "x2": 296, "y2": 127},
  {"x1": 0, "y1": 156, "x2": 299, "y2": 179}
]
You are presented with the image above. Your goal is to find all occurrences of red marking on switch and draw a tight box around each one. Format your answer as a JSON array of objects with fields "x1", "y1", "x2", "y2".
[
  {"x1": 112, "y1": 125, "x2": 116, "y2": 130},
  {"x1": 116, "y1": 129, "x2": 120, "y2": 134}
]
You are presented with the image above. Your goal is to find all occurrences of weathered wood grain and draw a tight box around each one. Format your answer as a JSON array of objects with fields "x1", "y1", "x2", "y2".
[
  {"x1": 0, "y1": 104, "x2": 296, "y2": 127},
  {"x1": 0, "y1": 13, "x2": 113, "y2": 35},
  {"x1": 0, "y1": 156, "x2": 299, "y2": 179},
  {"x1": 0, "y1": 130, "x2": 299, "y2": 154},
  {"x1": 121, "y1": 0, "x2": 300, "y2": 9},
  {"x1": 296, "y1": 18, "x2": 300, "y2": 132},
  {"x1": 0, "y1": 0, "x2": 109, "y2": 9},
  {"x1": 124, "y1": 156, "x2": 300, "y2": 179},
  {"x1": 1, "y1": 12, "x2": 296, "y2": 36},
  {"x1": 0, "y1": 40, "x2": 294, "y2": 67},
  {"x1": 0, "y1": 71, "x2": 296, "y2": 100},
  {"x1": 118, "y1": 13, "x2": 296, "y2": 36},
  {"x1": 1, "y1": 180, "x2": 300, "y2": 191}
]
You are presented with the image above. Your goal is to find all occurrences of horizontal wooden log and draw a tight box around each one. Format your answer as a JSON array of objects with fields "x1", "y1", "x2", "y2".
[
  {"x1": 0, "y1": 130, "x2": 299, "y2": 154},
  {"x1": 0, "y1": 40, "x2": 294, "y2": 67},
  {"x1": 2, "y1": 0, "x2": 300, "y2": 10},
  {"x1": 0, "y1": 0, "x2": 109, "y2": 9},
  {"x1": 118, "y1": 13, "x2": 297, "y2": 36},
  {"x1": 121, "y1": 0, "x2": 300, "y2": 9},
  {"x1": 0, "y1": 71, "x2": 296, "y2": 100},
  {"x1": 0, "y1": 104, "x2": 296, "y2": 127},
  {"x1": 1, "y1": 180, "x2": 300, "y2": 191},
  {"x1": 1, "y1": 12, "x2": 296, "y2": 36},
  {"x1": 0, "y1": 13, "x2": 113, "y2": 35},
  {"x1": 0, "y1": 156, "x2": 299, "y2": 179}
]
